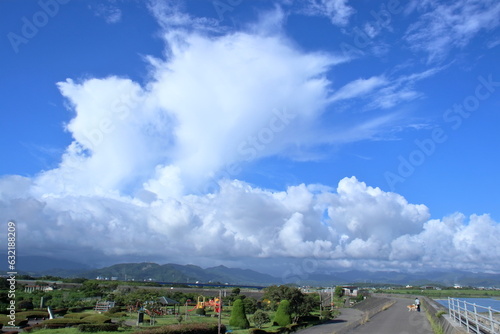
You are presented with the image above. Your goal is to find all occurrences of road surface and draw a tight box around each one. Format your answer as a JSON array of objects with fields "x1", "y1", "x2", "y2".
[{"x1": 346, "y1": 297, "x2": 433, "y2": 334}]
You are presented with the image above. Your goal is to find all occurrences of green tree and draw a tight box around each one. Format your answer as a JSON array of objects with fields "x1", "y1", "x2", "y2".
[
  {"x1": 80, "y1": 281, "x2": 103, "y2": 297},
  {"x1": 242, "y1": 297, "x2": 258, "y2": 314},
  {"x1": 17, "y1": 299, "x2": 34, "y2": 310},
  {"x1": 263, "y1": 285, "x2": 312, "y2": 321},
  {"x1": 229, "y1": 299, "x2": 250, "y2": 329},
  {"x1": 273, "y1": 299, "x2": 292, "y2": 326},
  {"x1": 231, "y1": 287, "x2": 241, "y2": 296},
  {"x1": 334, "y1": 286, "x2": 343, "y2": 298},
  {"x1": 252, "y1": 310, "x2": 270, "y2": 328}
]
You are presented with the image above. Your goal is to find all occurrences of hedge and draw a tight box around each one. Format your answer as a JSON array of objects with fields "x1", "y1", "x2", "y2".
[
  {"x1": 64, "y1": 312, "x2": 93, "y2": 319},
  {"x1": 78, "y1": 323, "x2": 120, "y2": 332},
  {"x1": 81, "y1": 314, "x2": 112, "y2": 323},
  {"x1": 42, "y1": 318, "x2": 89, "y2": 326},
  {"x1": 16, "y1": 311, "x2": 49, "y2": 319},
  {"x1": 105, "y1": 311, "x2": 128, "y2": 317},
  {"x1": 134, "y1": 323, "x2": 225, "y2": 334},
  {"x1": 273, "y1": 300, "x2": 291, "y2": 326},
  {"x1": 0, "y1": 315, "x2": 29, "y2": 327},
  {"x1": 24, "y1": 323, "x2": 67, "y2": 331},
  {"x1": 229, "y1": 299, "x2": 249, "y2": 329}
]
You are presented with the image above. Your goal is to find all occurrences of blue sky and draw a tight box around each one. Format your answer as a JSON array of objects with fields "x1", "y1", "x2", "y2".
[{"x1": 1, "y1": 0, "x2": 499, "y2": 276}]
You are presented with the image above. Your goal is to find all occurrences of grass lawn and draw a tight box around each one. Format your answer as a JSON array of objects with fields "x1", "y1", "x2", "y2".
[{"x1": 20, "y1": 305, "x2": 284, "y2": 333}]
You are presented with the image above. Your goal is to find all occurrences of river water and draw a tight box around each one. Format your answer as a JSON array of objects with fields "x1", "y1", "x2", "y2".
[{"x1": 435, "y1": 297, "x2": 500, "y2": 311}]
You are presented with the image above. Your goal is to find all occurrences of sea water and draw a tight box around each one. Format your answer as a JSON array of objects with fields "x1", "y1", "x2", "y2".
[{"x1": 436, "y1": 298, "x2": 500, "y2": 311}]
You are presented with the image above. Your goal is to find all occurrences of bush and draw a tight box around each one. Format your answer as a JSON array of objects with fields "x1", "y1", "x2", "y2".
[
  {"x1": 78, "y1": 323, "x2": 119, "y2": 332},
  {"x1": 251, "y1": 310, "x2": 270, "y2": 329},
  {"x1": 0, "y1": 315, "x2": 28, "y2": 327},
  {"x1": 16, "y1": 311, "x2": 49, "y2": 319},
  {"x1": 69, "y1": 307, "x2": 86, "y2": 313},
  {"x1": 64, "y1": 312, "x2": 92, "y2": 319},
  {"x1": 81, "y1": 314, "x2": 112, "y2": 323},
  {"x1": 105, "y1": 311, "x2": 127, "y2": 317},
  {"x1": 24, "y1": 322, "x2": 68, "y2": 331},
  {"x1": 134, "y1": 323, "x2": 225, "y2": 334},
  {"x1": 43, "y1": 318, "x2": 88, "y2": 325},
  {"x1": 195, "y1": 307, "x2": 206, "y2": 316},
  {"x1": 106, "y1": 306, "x2": 123, "y2": 314},
  {"x1": 320, "y1": 309, "x2": 332, "y2": 319},
  {"x1": 17, "y1": 300, "x2": 34, "y2": 310},
  {"x1": 53, "y1": 307, "x2": 69, "y2": 315},
  {"x1": 229, "y1": 299, "x2": 250, "y2": 329},
  {"x1": 273, "y1": 300, "x2": 292, "y2": 326},
  {"x1": 249, "y1": 329, "x2": 268, "y2": 334}
]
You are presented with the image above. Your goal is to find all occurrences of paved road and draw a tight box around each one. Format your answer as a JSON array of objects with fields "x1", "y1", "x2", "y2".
[
  {"x1": 298, "y1": 308, "x2": 365, "y2": 334},
  {"x1": 346, "y1": 297, "x2": 433, "y2": 334}
]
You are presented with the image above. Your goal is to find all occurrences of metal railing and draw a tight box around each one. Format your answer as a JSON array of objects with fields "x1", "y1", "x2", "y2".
[{"x1": 448, "y1": 297, "x2": 500, "y2": 334}]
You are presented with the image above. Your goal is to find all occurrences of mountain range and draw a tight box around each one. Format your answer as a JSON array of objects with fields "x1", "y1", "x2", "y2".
[{"x1": 3, "y1": 256, "x2": 499, "y2": 287}]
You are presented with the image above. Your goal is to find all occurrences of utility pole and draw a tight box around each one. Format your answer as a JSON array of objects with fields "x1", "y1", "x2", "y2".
[
  {"x1": 330, "y1": 287, "x2": 334, "y2": 311},
  {"x1": 218, "y1": 289, "x2": 222, "y2": 334},
  {"x1": 318, "y1": 290, "x2": 322, "y2": 314}
]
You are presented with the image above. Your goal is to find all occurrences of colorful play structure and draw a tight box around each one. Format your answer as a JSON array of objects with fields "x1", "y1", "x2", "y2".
[{"x1": 189, "y1": 296, "x2": 222, "y2": 313}]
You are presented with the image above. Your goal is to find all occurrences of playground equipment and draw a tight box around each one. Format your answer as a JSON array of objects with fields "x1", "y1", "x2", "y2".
[{"x1": 188, "y1": 296, "x2": 222, "y2": 313}]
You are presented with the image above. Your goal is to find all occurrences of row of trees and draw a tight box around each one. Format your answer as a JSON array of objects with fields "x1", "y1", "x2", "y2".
[
  {"x1": 1, "y1": 278, "x2": 338, "y2": 330},
  {"x1": 228, "y1": 285, "x2": 322, "y2": 329}
]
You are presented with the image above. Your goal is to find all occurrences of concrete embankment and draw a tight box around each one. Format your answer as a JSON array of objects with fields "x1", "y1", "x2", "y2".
[{"x1": 422, "y1": 297, "x2": 467, "y2": 334}]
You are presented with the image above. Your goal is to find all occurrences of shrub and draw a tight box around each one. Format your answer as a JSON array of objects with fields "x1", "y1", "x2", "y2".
[
  {"x1": 78, "y1": 323, "x2": 119, "y2": 332},
  {"x1": 273, "y1": 300, "x2": 292, "y2": 326},
  {"x1": 53, "y1": 307, "x2": 69, "y2": 315},
  {"x1": 195, "y1": 307, "x2": 206, "y2": 316},
  {"x1": 105, "y1": 311, "x2": 127, "y2": 317},
  {"x1": 106, "y1": 306, "x2": 123, "y2": 314},
  {"x1": 251, "y1": 310, "x2": 270, "y2": 329},
  {"x1": 134, "y1": 323, "x2": 225, "y2": 334},
  {"x1": 16, "y1": 311, "x2": 49, "y2": 319},
  {"x1": 229, "y1": 299, "x2": 250, "y2": 329},
  {"x1": 40, "y1": 323, "x2": 68, "y2": 329},
  {"x1": 69, "y1": 307, "x2": 86, "y2": 313},
  {"x1": 43, "y1": 318, "x2": 87, "y2": 325},
  {"x1": 17, "y1": 300, "x2": 34, "y2": 310},
  {"x1": 0, "y1": 315, "x2": 28, "y2": 327},
  {"x1": 64, "y1": 312, "x2": 92, "y2": 319},
  {"x1": 249, "y1": 329, "x2": 268, "y2": 334},
  {"x1": 81, "y1": 314, "x2": 112, "y2": 323},
  {"x1": 320, "y1": 309, "x2": 332, "y2": 319}
]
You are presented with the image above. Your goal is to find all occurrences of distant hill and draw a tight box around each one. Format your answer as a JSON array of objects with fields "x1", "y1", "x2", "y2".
[
  {"x1": 2, "y1": 256, "x2": 499, "y2": 287},
  {"x1": 79, "y1": 262, "x2": 280, "y2": 285}
]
